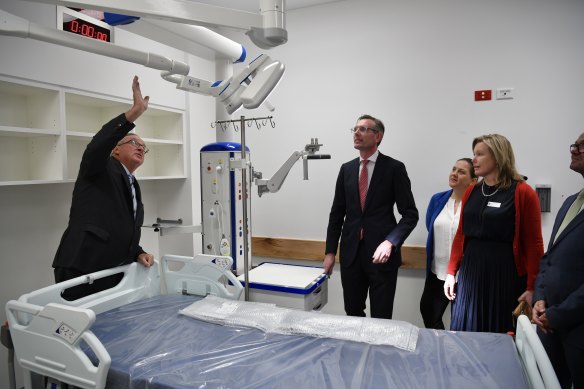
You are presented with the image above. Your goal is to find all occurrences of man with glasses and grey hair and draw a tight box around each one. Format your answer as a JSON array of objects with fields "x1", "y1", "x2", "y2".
[
  {"x1": 53, "y1": 76, "x2": 155, "y2": 300},
  {"x1": 532, "y1": 132, "x2": 584, "y2": 389},
  {"x1": 323, "y1": 114, "x2": 418, "y2": 319}
]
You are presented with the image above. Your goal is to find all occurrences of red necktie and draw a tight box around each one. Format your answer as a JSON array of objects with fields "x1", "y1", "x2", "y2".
[
  {"x1": 359, "y1": 159, "x2": 369, "y2": 210},
  {"x1": 359, "y1": 159, "x2": 369, "y2": 240}
]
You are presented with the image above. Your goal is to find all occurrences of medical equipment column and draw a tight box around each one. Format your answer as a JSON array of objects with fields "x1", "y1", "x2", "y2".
[
  {"x1": 239, "y1": 115, "x2": 251, "y2": 301},
  {"x1": 204, "y1": 116, "x2": 274, "y2": 300}
]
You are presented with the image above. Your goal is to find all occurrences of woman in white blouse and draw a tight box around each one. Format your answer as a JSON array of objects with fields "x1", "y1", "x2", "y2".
[{"x1": 419, "y1": 158, "x2": 477, "y2": 329}]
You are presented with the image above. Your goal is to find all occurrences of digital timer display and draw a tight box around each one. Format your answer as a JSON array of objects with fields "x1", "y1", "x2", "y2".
[
  {"x1": 63, "y1": 18, "x2": 111, "y2": 42},
  {"x1": 57, "y1": 6, "x2": 113, "y2": 43}
]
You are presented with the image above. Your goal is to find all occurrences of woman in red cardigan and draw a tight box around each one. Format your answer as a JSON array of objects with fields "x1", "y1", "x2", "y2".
[{"x1": 443, "y1": 134, "x2": 544, "y2": 333}]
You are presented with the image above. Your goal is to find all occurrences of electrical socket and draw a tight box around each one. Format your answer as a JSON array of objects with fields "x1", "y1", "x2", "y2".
[{"x1": 496, "y1": 88, "x2": 514, "y2": 100}]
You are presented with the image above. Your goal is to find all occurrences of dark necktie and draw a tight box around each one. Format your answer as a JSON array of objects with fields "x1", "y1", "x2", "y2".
[{"x1": 128, "y1": 174, "x2": 137, "y2": 219}]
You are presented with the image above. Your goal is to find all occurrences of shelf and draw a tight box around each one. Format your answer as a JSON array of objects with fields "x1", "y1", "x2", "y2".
[
  {"x1": 66, "y1": 132, "x2": 183, "y2": 145},
  {"x1": 134, "y1": 110, "x2": 183, "y2": 142},
  {"x1": 0, "y1": 79, "x2": 60, "y2": 132},
  {"x1": 136, "y1": 175, "x2": 187, "y2": 181},
  {"x1": 0, "y1": 134, "x2": 63, "y2": 182},
  {"x1": 65, "y1": 92, "x2": 184, "y2": 143},
  {"x1": 137, "y1": 143, "x2": 185, "y2": 178},
  {"x1": 0, "y1": 179, "x2": 68, "y2": 186},
  {"x1": 0, "y1": 77, "x2": 186, "y2": 186},
  {"x1": 0, "y1": 126, "x2": 60, "y2": 137},
  {"x1": 142, "y1": 137, "x2": 183, "y2": 145},
  {"x1": 66, "y1": 93, "x2": 129, "y2": 135}
]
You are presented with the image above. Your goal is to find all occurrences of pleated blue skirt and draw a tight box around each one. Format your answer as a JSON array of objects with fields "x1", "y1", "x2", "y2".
[{"x1": 450, "y1": 239, "x2": 523, "y2": 333}]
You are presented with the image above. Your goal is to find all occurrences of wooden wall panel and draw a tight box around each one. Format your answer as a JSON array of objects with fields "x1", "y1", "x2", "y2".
[{"x1": 252, "y1": 237, "x2": 425, "y2": 269}]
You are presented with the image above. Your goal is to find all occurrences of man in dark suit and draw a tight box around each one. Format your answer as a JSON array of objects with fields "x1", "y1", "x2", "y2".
[
  {"x1": 323, "y1": 114, "x2": 418, "y2": 319},
  {"x1": 53, "y1": 76, "x2": 155, "y2": 300},
  {"x1": 533, "y1": 132, "x2": 584, "y2": 389}
]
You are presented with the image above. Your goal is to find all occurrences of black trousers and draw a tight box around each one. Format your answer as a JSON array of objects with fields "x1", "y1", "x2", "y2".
[
  {"x1": 537, "y1": 323, "x2": 584, "y2": 389},
  {"x1": 54, "y1": 267, "x2": 124, "y2": 301},
  {"x1": 419, "y1": 271, "x2": 451, "y2": 329},
  {"x1": 340, "y1": 242, "x2": 399, "y2": 319}
]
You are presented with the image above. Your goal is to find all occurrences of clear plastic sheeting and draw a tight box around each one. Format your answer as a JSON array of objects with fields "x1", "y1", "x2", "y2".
[
  {"x1": 180, "y1": 295, "x2": 419, "y2": 351},
  {"x1": 87, "y1": 294, "x2": 530, "y2": 389}
]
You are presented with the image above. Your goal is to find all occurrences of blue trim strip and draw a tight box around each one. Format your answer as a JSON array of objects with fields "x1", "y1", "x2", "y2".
[
  {"x1": 249, "y1": 54, "x2": 263, "y2": 65},
  {"x1": 103, "y1": 13, "x2": 139, "y2": 25},
  {"x1": 211, "y1": 80, "x2": 222, "y2": 87},
  {"x1": 240, "y1": 263, "x2": 327, "y2": 295},
  {"x1": 200, "y1": 142, "x2": 250, "y2": 152},
  {"x1": 218, "y1": 82, "x2": 230, "y2": 95},
  {"x1": 234, "y1": 45, "x2": 247, "y2": 63}
]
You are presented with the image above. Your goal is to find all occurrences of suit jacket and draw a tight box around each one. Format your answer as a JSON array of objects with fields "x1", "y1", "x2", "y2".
[
  {"x1": 533, "y1": 191, "x2": 584, "y2": 331},
  {"x1": 53, "y1": 113, "x2": 145, "y2": 274},
  {"x1": 325, "y1": 152, "x2": 419, "y2": 269}
]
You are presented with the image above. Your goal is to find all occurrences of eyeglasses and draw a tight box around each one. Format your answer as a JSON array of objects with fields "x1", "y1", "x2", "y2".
[
  {"x1": 569, "y1": 143, "x2": 584, "y2": 154},
  {"x1": 118, "y1": 139, "x2": 149, "y2": 154},
  {"x1": 350, "y1": 126, "x2": 378, "y2": 134}
]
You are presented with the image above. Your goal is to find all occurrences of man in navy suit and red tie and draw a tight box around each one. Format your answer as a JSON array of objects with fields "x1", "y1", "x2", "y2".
[
  {"x1": 533, "y1": 132, "x2": 584, "y2": 389},
  {"x1": 323, "y1": 114, "x2": 418, "y2": 319},
  {"x1": 53, "y1": 76, "x2": 155, "y2": 300}
]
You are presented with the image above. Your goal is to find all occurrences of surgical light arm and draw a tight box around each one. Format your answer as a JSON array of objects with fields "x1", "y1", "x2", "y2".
[
  {"x1": 0, "y1": 9, "x2": 284, "y2": 113},
  {"x1": 166, "y1": 54, "x2": 285, "y2": 114},
  {"x1": 254, "y1": 139, "x2": 331, "y2": 197}
]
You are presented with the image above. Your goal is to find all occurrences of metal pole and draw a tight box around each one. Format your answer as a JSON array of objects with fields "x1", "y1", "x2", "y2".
[{"x1": 240, "y1": 115, "x2": 251, "y2": 301}]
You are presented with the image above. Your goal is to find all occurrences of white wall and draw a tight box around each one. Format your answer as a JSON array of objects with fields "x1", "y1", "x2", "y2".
[
  {"x1": 1, "y1": 0, "x2": 584, "y2": 387},
  {"x1": 227, "y1": 0, "x2": 584, "y2": 321}
]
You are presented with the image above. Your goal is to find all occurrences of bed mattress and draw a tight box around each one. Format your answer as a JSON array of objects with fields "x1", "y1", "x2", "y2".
[{"x1": 88, "y1": 294, "x2": 529, "y2": 389}]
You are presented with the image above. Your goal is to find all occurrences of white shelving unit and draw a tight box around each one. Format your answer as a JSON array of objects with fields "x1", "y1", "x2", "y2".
[
  {"x1": 0, "y1": 76, "x2": 186, "y2": 185},
  {"x1": 0, "y1": 79, "x2": 63, "y2": 184}
]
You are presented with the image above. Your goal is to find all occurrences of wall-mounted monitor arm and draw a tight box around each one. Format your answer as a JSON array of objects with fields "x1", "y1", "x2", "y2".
[{"x1": 254, "y1": 139, "x2": 331, "y2": 197}]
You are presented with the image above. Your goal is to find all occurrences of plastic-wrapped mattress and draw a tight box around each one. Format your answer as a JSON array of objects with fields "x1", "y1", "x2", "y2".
[{"x1": 88, "y1": 294, "x2": 529, "y2": 389}]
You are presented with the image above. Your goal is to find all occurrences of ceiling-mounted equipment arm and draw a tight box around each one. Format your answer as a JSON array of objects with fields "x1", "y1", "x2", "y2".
[
  {"x1": 144, "y1": 20, "x2": 247, "y2": 63},
  {"x1": 0, "y1": 9, "x2": 189, "y2": 75},
  {"x1": 254, "y1": 139, "x2": 331, "y2": 197},
  {"x1": 166, "y1": 54, "x2": 285, "y2": 114},
  {"x1": 1, "y1": 0, "x2": 287, "y2": 113},
  {"x1": 21, "y1": 0, "x2": 287, "y2": 48}
]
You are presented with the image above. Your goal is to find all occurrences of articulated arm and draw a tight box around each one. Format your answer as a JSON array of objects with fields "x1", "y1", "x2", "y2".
[
  {"x1": 0, "y1": 3, "x2": 286, "y2": 113},
  {"x1": 254, "y1": 139, "x2": 331, "y2": 197},
  {"x1": 165, "y1": 54, "x2": 285, "y2": 114},
  {"x1": 21, "y1": 0, "x2": 287, "y2": 48}
]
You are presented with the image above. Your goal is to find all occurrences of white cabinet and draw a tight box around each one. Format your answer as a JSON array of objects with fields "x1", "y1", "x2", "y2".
[{"x1": 0, "y1": 76, "x2": 186, "y2": 185}]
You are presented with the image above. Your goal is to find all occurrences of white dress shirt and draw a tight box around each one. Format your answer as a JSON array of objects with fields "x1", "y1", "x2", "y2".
[{"x1": 431, "y1": 197, "x2": 460, "y2": 281}]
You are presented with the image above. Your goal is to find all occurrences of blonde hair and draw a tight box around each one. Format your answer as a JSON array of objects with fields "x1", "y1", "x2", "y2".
[{"x1": 472, "y1": 134, "x2": 524, "y2": 189}]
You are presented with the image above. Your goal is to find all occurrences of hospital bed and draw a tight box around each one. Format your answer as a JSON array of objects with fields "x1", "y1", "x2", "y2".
[{"x1": 4, "y1": 255, "x2": 558, "y2": 389}]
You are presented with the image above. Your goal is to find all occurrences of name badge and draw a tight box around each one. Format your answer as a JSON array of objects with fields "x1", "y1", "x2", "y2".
[{"x1": 487, "y1": 201, "x2": 501, "y2": 208}]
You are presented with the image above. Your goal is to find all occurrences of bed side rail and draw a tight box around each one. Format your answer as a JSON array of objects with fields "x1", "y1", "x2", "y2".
[
  {"x1": 19, "y1": 262, "x2": 161, "y2": 316},
  {"x1": 162, "y1": 254, "x2": 243, "y2": 300},
  {"x1": 5, "y1": 301, "x2": 110, "y2": 389},
  {"x1": 515, "y1": 314, "x2": 561, "y2": 389}
]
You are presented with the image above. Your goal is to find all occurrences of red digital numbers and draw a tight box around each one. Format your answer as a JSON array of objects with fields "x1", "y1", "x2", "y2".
[
  {"x1": 95, "y1": 32, "x2": 108, "y2": 41},
  {"x1": 70, "y1": 20, "x2": 79, "y2": 33},
  {"x1": 65, "y1": 19, "x2": 110, "y2": 42},
  {"x1": 80, "y1": 23, "x2": 94, "y2": 38}
]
